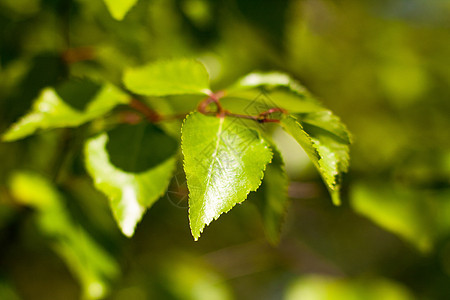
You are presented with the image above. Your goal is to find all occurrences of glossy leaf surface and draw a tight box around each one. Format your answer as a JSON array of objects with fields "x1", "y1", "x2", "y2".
[
  {"x1": 181, "y1": 112, "x2": 273, "y2": 240},
  {"x1": 224, "y1": 72, "x2": 325, "y2": 114}
]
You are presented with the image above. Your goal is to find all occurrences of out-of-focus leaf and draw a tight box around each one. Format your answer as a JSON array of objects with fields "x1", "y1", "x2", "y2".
[
  {"x1": 181, "y1": 112, "x2": 272, "y2": 240},
  {"x1": 2, "y1": 80, "x2": 129, "y2": 141},
  {"x1": 1, "y1": 54, "x2": 68, "y2": 124},
  {"x1": 351, "y1": 183, "x2": 450, "y2": 252},
  {"x1": 252, "y1": 144, "x2": 289, "y2": 245},
  {"x1": 280, "y1": 114, "x2": 350, "y2": 205},
  {"x1": 0, "y1": 281, "x2": 19, "y2": 300},
  {"x1": 285, "y1": 275, "x2": 414, "y2": 300},
  {"x1": 123, "y1": 59, "x2": 211, "y2": 96},
  {"x1": 84, "y1": 123, "x2": 177, "y2": 237},
  {"x1": 54, "y1": 78, "x2": 103, "y2": 111},
  {"x1": 103, "y1": 0, "x2": 138, "y2": 20},
  {"x1": 9, "y1": 172, "x2": 119, "y2": 300},
  {"x1": 224, "y1": 72, "x2": 325, "y2": 113},
  {"x1": 161, "y1": 255, "x2": 233, "y2": 300}
]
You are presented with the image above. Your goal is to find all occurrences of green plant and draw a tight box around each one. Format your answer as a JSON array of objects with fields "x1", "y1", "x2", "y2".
[
  {"x1": 3, "y1": 0, "x2": 450, "y2": 298},
  {"x1": 3, "y1": 59, "x2": 351, "y2": 242}
]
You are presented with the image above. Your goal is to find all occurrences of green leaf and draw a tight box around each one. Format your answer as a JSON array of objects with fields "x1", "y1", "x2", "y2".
[
  {"x1": 103, "y1": 0, "x2": 138, "y2": 20},
  {"x1": 2, "y1": 79, "x2": 129, "y2": 141},
  {"x1": 0, "y1": 280, "x2": 20, "y2": 300},
  {"x1": 54, "y1": 78, "x2": 103, "y2": 111},
  {"x1": 253, "y1": 144, "x2": 289, "y2": 245},
  {"x1": 181, "y1": 112, "x2": 273, "y2": 240},
  {"x1": 161, "y1": 256, "x2": 233, "y2": 300},
  {"x1": 84, "y1": 123, "x2": 176, "y2": 237},
  {"x1": 106, "y1": 123, "x2": 178, "y2": 173},
  {"x1": 224, "y1": 72, "x2": 325, "y2": 114},
  {"x1": 280, "y1": 114, "x2": 350, "y2": 205},
  {"x1": 350, "y1": 183, "x2": 450, "y2": 252},
  {"x1": 123, "y1": 59, "x2": 211, "y2": 97},
  {"x1": 227, "y1": 72, "x2": 303, "y2": 91},
  {"x1": 286, "y1": 275, "x2": 415, "y2": 300},
  {"x1": 9, "y1": 171, "x2": 119, "y2": 300},
  {"x1": 296, "y1": 110, "x2": 352, "y2": 144}
]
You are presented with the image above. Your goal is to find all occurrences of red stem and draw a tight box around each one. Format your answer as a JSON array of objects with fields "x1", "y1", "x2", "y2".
[
  {"x1": 62, "y1": 47, "x2": 96, "y2": 64},
  {"x1": 129, "y1": 98, "x2": 160, "y2": 122},
  {"x1": 128, "y1": 91, "x2": 287, "y2": 125}
]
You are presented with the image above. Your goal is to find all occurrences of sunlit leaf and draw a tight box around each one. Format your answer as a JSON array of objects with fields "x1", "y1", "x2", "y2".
[
  {"x1": 84, "y1": 123, "x2": 176, "y2": 237},
  {"x1": 181, "y1": 112, "x2": 273, "y2": 240},
  {"x1": 123, "y1": 59, "x2": 211, "y2": 96},
  {"x1": 2, "y1": 79, "x2": 129, "y2": 141},
  {"x1": 280, "y1": 114, "x2": 350, "y2": 205},
  {"x1": 9, "y1": 171, "x2": 119, "y2": 300},
  {"x1": 285, "y1": 275, "x2": 414, "y2": 300},
  {"x1": 296, "y1": 110, "x2": 352, "y2": 144},
  {"x1": 224, "y1": 72, "x2": 325, "y2": 113},
  {"x1": 253, "y1": 144, "x2": 289, "y2": 245},
  {"x1": 103, "y1": 0, "x2": 138, "y2": 20}
]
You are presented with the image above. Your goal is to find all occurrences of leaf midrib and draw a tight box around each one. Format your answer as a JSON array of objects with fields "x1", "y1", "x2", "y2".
[{"x1": 196, "y1": 117, "x2": 224, "y2": 228}]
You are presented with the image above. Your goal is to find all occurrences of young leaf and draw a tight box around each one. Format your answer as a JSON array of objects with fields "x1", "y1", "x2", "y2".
[
  {"x1": 253, "y1": 145, "x2": 289, "y2": 245},
  {"x1": 296, "y1": 110, "x2": 352, "y2": 144},
  {"x1": 181, "y1": 112, "x2": 273, "y2": 240},
  {"x1": 123, "y1": 59, "x2": 211, "y2": 97},
  {"x1": 227, "y1": 73, "x2": 351, "y2": 205},
  {"x1": 224, "y1": 72, "x2": 325, "y2": 114},
  {"x1": 2, "y1": 80, "x2": 129, "y2": 141},
  {"x1": 103, "y1": 0, "x2": 138, "y2": 20},
  {"x1": 280, "y1": 114, "x2": 350, "y2": 205},
  {"x1": 227, "y1": 72, "x2": 302, "y2": 91},
  {"x1": 84, "y1": 124, "x2": 176, "y2": 237},
  {"x1": 9, "y1": 171, "x2": 119, "y2": 300}
]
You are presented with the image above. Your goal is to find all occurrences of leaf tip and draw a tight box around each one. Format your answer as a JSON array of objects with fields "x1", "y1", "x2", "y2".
[
  {"x1": 190, "y1": 226, "x2": 202, "y2": 241},
  {"x1": 331, "y1": 190, "x2": 341, "y2": 206},
  {"x1": 121, "y1": 226, "x2": 135, "y2": 238},
  {"x1": 103, "y1": 0, "x2": 138, "y2": 21}
]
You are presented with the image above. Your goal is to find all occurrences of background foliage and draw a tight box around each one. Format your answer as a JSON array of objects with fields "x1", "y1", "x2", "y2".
[{"x1": 0, "y1": 0, "x2": 449, "y2": 299}]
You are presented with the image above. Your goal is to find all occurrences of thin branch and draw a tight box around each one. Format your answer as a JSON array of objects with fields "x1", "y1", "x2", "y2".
[
  {"x1": 62, "y1": 47, "x2": 96, "y2": 64},
  {"x1": 129, "y1": 98, "x2": 161, "y2": 122},
  {"x1": 128, "y1": 90, "x2": 287, "y2": 125}
]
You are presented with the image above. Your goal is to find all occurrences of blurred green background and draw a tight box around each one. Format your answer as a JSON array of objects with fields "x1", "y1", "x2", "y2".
[{"x1": 1, "y1": 0, "x2": 449, "y2": 299}]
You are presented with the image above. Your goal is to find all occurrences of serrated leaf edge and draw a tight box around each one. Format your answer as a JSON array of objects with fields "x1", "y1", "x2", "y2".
[
  {"x1": 181, "y1": 112, "x2": 273, "y2": 240},
  {"x1": 281, "y1": 115, "x2": 343, "y2": 205}
]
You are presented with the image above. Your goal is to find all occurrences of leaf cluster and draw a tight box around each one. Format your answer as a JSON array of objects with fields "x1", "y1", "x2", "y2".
[{"x1": 3, "y1": 59, "x2": 351, "y2": 243}]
